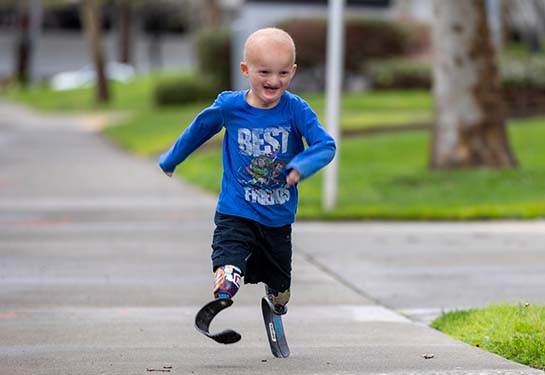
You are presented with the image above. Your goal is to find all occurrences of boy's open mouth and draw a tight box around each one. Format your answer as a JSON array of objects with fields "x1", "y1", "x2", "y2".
[{"x1": 264, "y1": 85, "x2": 279, "y2": 94}]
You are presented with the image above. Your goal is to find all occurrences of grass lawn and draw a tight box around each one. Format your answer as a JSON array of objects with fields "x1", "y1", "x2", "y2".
[
  {"x1": 303, "y1": 91, "x2": 432, "y2": 131},
  {"x1": 3, "y1": 74, "x2": 545, "y2": 220},
  {"x1": 432, "y1": 304, "x2": 545, "y2": 370}
]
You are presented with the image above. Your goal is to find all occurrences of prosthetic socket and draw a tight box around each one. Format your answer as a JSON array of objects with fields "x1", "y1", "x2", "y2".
[
  {"x1": 213, "y1": 264, "x2": 290, "y2": 315},
  {"x1": 213, "y1": 265, "x2": 242, "y2": 299}
]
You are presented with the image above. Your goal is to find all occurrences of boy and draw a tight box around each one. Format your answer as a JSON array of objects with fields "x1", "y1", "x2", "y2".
[{"x1": 159, "y1": 27, "x2": 335, "y2": 317}]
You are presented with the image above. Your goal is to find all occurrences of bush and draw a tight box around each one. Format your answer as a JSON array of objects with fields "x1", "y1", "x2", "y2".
[
  {"x1": 399, "y1": 21, "x2": 431, "y2": 57},
  {"x1": 154, "y1": 73, "x2": 220, "y2": 106},
  {"x1": 154, "y1": 29, "x2": 231, "y2": 106},
  {"x1": 345, "y1": 18, "x2": 423, "y2": 69},
  {"x1": 366, "y1": 55, "x2": 545, "y2": 90},
  {"x1": 195, "y1": 29, "x2": 232, "y2": 91},
  {"x1": 501, "y1": 55, "x2": 545, "y2": 116},
  {"x1": 277, "y1": 17, "x2": 430, "y2": 72},
  {"x1": 365, "y1": 54, "x2": 545, "y2": 117},
  {"x1": 277, "y1": 19, "x2": 326, "y2": 70},
  {"x1": 365, "y1": 58, "x2": 431, "y2": 89},
  {"x1": 500, "y1": 55, "x2": 545, "y2": 89}
]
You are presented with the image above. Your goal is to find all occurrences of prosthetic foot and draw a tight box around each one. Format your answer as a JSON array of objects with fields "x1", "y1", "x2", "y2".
[
  {"x1": 194, "y1": 265, "x2": 242, "y2": 344},
  {"x1": 194, "y1": 298, "x2": 241, "y2": 344},
  {"x1": 261, "y1": 296, "x2": 290, "y2": 358}
]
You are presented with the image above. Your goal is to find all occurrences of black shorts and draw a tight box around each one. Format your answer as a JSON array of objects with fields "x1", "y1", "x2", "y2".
[{"x1": 211, "y1": 212, "x2": 292, "y2": 292}]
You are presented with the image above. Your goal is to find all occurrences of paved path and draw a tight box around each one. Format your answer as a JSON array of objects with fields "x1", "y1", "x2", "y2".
[
  {"x1": 1, "y1": 101, "x2": 543, "y2": 374},
  {"x1": 296, "y1": 221, "x2": 545, "y2": 324}
]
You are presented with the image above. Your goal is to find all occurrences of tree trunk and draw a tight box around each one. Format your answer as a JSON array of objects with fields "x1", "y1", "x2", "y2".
[
  {"x1": 118, "y1": 0, "x2": 132, "y2": 65},
  {"x1": 500, "y1": 0, "x2": 512, "y2": 45},
  {"x1": 14, "y1": 2, "x2": 31, "y2": 86},
  {"x1": 430, "y1": 0, "x2": 517, "y2": 169},
  {"x1": 204, "y1": 0, "x2": 221, "y2": 27},
  {"x1": 80, "y1": 0, "x2": 110, "y2": 103}
]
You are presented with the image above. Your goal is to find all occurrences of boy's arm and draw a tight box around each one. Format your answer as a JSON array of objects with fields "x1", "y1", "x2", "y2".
[
  {"x1": 159, "y1": 101, "x2": 224, "y2": 176},
  {"x1": 286, "y1": 103, "x2": 336, "y2": 182}
]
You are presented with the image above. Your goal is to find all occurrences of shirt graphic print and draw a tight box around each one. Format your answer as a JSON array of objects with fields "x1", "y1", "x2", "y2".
[{"x1": 237, "y1": 126, "x2": 291, "y2": 206}]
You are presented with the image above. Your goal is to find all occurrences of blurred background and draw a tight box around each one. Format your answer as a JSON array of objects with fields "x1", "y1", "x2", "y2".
[
  {"x1": 1, "y1": 0, "x2": 543, "y2": 92},
  {"x1": 1, "y1": 0, "x2": 545, "y2": 219}
]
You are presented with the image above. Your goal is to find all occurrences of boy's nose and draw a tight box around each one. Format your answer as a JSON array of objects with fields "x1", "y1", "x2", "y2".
[{"x1": 268, "y1": 75, "x2": 281, "y2": 87}]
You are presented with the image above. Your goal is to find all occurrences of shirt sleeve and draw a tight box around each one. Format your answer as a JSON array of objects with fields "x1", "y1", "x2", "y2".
[
  {"x1": 286, "y1": 99, "x2": 336, "y2": 180},
  {"x1": 158, "y1": 95, "x2": 225, "y2": 174}
]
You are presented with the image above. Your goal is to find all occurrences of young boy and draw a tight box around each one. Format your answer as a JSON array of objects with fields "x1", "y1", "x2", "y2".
[{"x1": 159, "y1": 27, "x2": 336, "y2": 315}]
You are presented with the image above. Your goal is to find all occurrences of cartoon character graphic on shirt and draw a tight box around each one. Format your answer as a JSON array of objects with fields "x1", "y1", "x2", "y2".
[
  {"x1": 237, "y1": 126, "x2": 292, "y2": 206},
  {"x1": 270, "y1": 159, "x2": 287, "y2": 184},
  {"x1": 244, "y1": 153, "x2": 287, "y2": 187},
  {"x1": 245, "y1": 155, "x2": 273, "y2": 186}
]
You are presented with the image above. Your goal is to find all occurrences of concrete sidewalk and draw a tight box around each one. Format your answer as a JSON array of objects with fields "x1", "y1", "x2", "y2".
[{"x1": 0, "y1": 101, "x2": 542, "y2": 375}]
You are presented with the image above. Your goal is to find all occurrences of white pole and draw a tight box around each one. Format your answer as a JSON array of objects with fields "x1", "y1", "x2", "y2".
[
  {"x1": 323, "y1": 0, "x2": 345, "y2": 211},
  {"x1": 231, "y1": 21, "x2": 248, "y2": 91}
]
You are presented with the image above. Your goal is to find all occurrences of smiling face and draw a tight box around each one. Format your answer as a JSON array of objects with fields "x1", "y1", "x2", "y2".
[{"x1": 240, "y1": 28, "x2": 297, "y2": 109}]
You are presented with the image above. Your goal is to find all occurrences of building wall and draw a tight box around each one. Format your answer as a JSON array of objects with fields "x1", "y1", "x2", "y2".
[{"x1": 0, "y1": 31, "x2": 194, "y2": 82}]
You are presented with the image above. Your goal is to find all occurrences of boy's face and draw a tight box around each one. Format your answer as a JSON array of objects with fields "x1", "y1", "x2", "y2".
[{"x1": 240, "y1": 39, "x2": 297, "y2": 109}]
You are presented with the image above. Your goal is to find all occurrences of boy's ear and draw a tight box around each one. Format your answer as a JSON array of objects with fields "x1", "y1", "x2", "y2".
[{"x1": 240, "y1": 62, "x2": 249, "y2": 77}]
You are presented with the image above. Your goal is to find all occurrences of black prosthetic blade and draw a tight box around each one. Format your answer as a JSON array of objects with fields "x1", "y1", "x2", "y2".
[
  {"x1": 261, "y1": 297, "x2": 290, "y2": 358},
  {"x1": 195, "y1": 298, "x2": 241, "y2": 344}
]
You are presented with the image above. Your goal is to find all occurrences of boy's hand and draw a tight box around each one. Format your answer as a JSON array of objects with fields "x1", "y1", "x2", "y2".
[
  {"x1": 286, "y1": 169, "x2": 300, "y2": 186},
  {"x1": 164, "y1": 171, "x2": 173, "y2": 177}
]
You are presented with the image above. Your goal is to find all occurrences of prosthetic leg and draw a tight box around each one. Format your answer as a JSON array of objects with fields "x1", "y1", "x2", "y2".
[
  {"x1": 194, "y1": 266, "x2": 242, "y2": 344},
  {"x1": 262, "y1": 286, "x2": 290, "y2": 358}
]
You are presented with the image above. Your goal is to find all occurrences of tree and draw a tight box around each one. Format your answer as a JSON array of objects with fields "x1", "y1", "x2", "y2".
[
  {"x1": 13, "y1": 0, "x2": 42, "y2": 87},
  {"x1": 80, "y1": 0, "x2": 109, "y2": 103},
  {"x1": 117, "y1": 0, "x2": 133, "y2": 65},
  {"x1": 14, "y1": 1, "x2": 32, "y2": 86},
  {"x1": 203, "y1": 0, "x2": 221, "y2": 27},
  {"x1": 430, "y1": 0, "x2": 517, "y2": 169}
]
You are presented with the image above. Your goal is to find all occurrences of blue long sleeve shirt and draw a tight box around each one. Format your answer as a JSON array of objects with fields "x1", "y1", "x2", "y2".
[{"x1": 159, "y1": 90, "x2": 336, "y2": 226}]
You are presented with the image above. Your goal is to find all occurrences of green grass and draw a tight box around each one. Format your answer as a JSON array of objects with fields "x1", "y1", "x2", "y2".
[
  {"x1": 432, "y1": 304, "x2": 545, "y2": 370},
  {"x1": 303, "y1": 90, "x2": 432, "y2": 130},
  {"x1": 4, "y1": 72, "x2": 189, "y2": 112},
  {"x1": 102, "y1": 103, "x2": 211, "y2": 155},
  {"x1": 3, "y1": 75, "x2": 545, "y2": 220}
]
